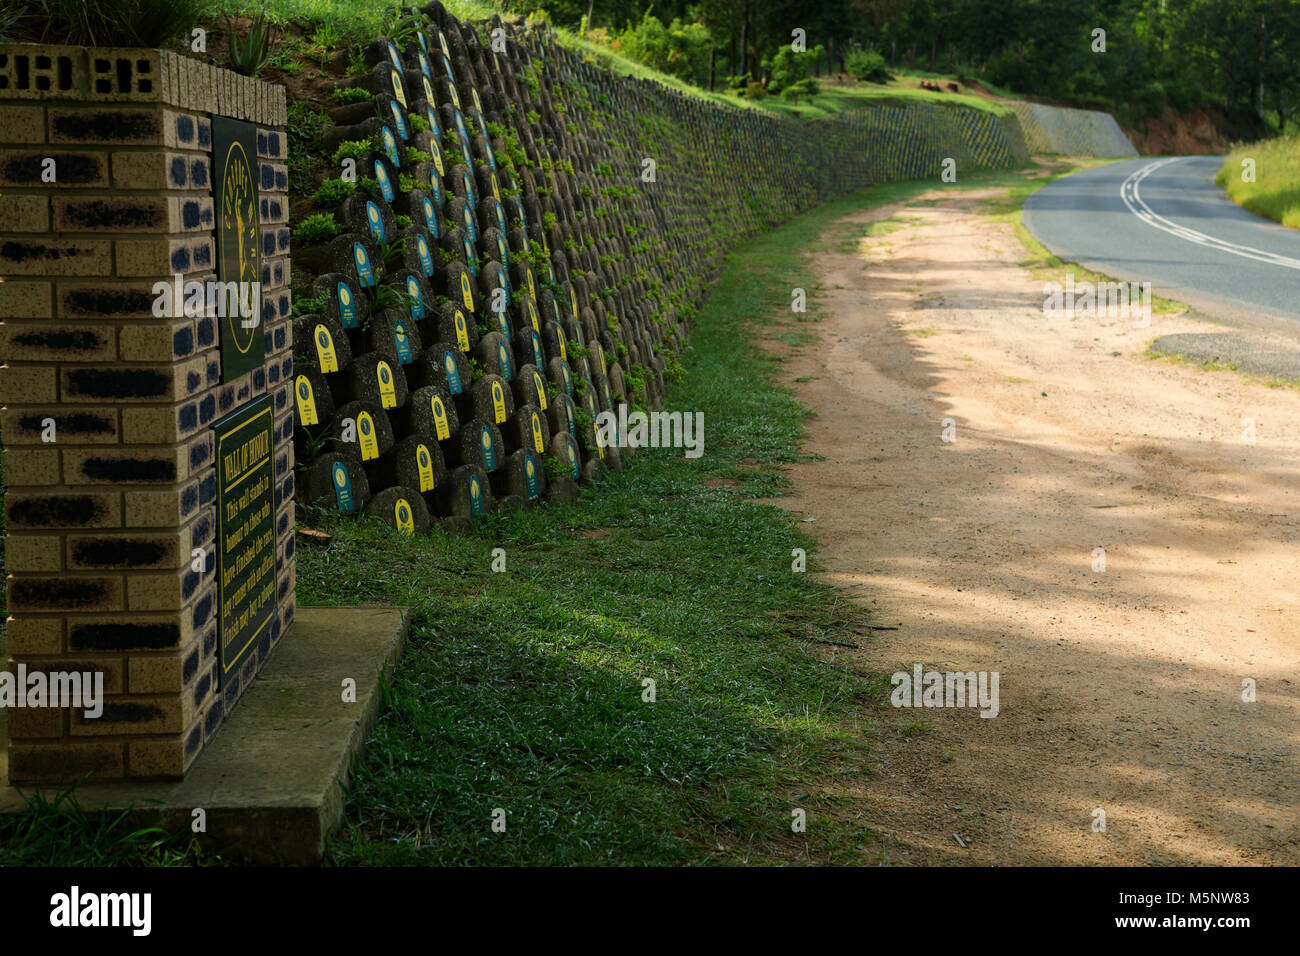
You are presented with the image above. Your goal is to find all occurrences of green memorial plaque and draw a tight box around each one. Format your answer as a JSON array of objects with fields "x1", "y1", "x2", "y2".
[
  {"x1": 212, "y1": 115, "x2": 265, "y2": 383},
  {"x1": 214, "y1": 395, "x2": 277, "y2": 683}
]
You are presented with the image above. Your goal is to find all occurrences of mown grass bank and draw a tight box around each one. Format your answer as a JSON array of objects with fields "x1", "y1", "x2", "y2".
[
  {"x1": 216, "y1": 0, "x2": 1012, "y2": 123},
  {"x1": 1218, "y1": 136, "x2": 1300, "y2": 229},
  {"x1": 305, "y1": 184, "x2": 904, "y2": 866}
]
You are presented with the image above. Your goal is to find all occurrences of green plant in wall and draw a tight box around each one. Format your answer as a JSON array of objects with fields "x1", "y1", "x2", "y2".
[
  {"x1": 295, "y1": 213, "x2": 342, "y2": 244},
  {"x1": 313, "y1": 178, "x2": 356, "y2": 207},
  {"x1": 301, "y1": 427, "x2": 340, "y2": 459},
  {"x1": 377, "y1": 237, "x2": 407, "y2": 270},
  {"x1": 332, "y1": 138, "x2": 377, "y2": 164},
  {"x1": 226, "y1": 10, "x2": 277, "y2": 78},
  {"x1": 291, "y1": 293, "x2": 328, "y2": 319},
  {"x1": 382, "y1": 9, "x2": 422, "y2": 46},
  {"x1": 332, "y1": 87, "x2": 374, "y2": 104},
  {"x1": 286, "y1": 101, "x2": 328, "y2": 196},
  {"x1": 541, "y1": 455, "x2": 570, "y2": 482}
]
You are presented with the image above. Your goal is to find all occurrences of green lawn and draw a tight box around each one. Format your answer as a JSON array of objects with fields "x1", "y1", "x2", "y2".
[{"x1": 1218, "y1": 135, "x2": 1300, "y2": 229}]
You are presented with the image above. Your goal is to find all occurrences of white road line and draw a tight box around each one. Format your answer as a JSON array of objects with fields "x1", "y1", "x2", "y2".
[{"x1": 1119, "y1": 158, "x2": 1300, "y2": 271}]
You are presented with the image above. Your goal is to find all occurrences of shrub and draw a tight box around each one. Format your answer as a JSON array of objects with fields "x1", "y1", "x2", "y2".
[
  {"x1": 615, "y1": 12, "x2": 713, "y2": 87},
  {"x1": 845, "y1": 49, "x2": 889, "y2": 84},
  {"x1": 781, "y1": 78, "x2": 820, "y2": 105},
  {"x1": 766, "y1": 44, "x2": 825, "y2": 94}
]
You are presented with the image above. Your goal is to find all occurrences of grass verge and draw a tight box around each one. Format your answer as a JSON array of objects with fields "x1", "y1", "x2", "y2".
[
  {"x1": 0, "y1": 785, "x2": 208, "y2": 866},
  {"x1": 1217, "y1": 135, "x2": 1300, "y2": 229}
]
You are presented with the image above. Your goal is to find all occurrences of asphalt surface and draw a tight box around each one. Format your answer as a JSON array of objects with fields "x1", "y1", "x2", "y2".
[{"x1": 1023, "y1": 156, "x2": 1300, "y2": 324}]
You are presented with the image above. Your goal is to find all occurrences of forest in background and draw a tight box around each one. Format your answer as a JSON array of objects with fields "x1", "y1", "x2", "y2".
[{"x1": 503, "y1": 0, "x2": 1300, "y2": 135}]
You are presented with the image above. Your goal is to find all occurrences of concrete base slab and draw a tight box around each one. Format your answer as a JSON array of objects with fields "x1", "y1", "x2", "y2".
[{"x1": 0, "y1": 605, "x2": 409, "y2": 865}]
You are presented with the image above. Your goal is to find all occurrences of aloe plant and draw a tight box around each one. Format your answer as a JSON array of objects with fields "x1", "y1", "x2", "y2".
[{"x1": 226, "y1": 11, "x2": 277, "y2": 78}]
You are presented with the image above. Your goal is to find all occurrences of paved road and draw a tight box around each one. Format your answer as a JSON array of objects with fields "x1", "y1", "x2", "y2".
[{"x1": 1023, "y1": 156, "x2": 1300, "y2": 324}]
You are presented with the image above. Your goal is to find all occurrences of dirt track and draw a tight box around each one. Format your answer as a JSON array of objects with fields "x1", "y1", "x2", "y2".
[{"x1": 767, "y1": 181, "x2": 1299, "y2": 864}]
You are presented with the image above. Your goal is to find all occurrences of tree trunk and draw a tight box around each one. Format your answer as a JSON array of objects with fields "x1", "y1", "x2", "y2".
[
  {"x1": 1257, "y1": 13, "x2": 1267, "y2": 118},
  {"x1": 739, "y1": 6, "x2": 748, "y2": 84},
  {"x1": 908, "y1": 43, "x2": 916, "y2": 69},
  {"x1": 709, "y1": 48, "x2": 715, "y2": 91},
  {"x1": 929, "y1": 42, "x2": 937, "y2": 72}
]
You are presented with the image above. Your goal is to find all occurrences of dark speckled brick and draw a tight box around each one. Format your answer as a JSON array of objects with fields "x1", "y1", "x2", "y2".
[
  {"x1": 172, "y1": 325, "x2": 193, "y2": 358},
  {"x1": 199, "y1": 473, "x2": 216, "y2": 506}
]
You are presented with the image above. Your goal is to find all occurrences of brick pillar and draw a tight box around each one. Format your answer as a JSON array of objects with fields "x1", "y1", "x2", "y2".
[{"x1": 0, "y1": 46, "x2": 295, "y2": 781}]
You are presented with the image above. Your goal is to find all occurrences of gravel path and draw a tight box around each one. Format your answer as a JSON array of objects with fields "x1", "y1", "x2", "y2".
[{"x1": 764, "y1": 182, "x2": 1299, "y2": 865}]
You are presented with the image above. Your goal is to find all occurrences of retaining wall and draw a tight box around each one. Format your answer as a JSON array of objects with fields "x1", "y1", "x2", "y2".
[
  {"x1": 289, "y1": 2, "x2": 1030, "y2": 532},
  {"x1": 1008, "y1": 100, "x2": 1137, "y2": 157}
]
